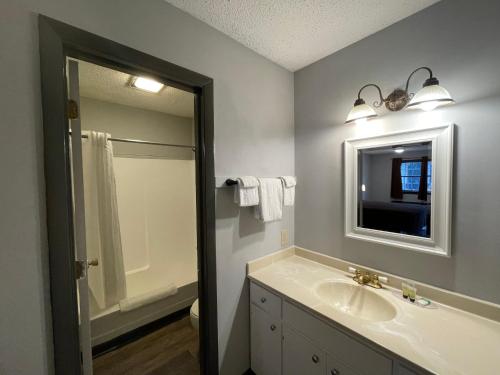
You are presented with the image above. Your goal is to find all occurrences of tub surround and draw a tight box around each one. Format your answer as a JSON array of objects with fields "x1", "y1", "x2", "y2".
[{"x1": 247, "y1": 247, "x2": 500, "y2": 375}]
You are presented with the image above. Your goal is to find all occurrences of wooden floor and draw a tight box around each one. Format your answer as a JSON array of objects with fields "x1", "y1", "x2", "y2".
[{"x1": 93, "y1": 315, "x2": 200, "y2": 375}]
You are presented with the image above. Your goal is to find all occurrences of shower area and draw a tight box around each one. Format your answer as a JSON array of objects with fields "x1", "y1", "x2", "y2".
[{"x1": 72, "y1": 59, "x2": 199, "y2": 352}]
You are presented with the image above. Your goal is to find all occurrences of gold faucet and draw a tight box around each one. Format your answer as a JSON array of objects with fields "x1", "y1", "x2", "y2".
[{"x1": 352, "y1": 269, "x2": 383, "y2": 289}]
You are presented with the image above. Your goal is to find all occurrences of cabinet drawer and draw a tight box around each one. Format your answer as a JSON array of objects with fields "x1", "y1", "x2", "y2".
[
  {"x1": 250, "y1": 282, "x2": 282, "y2": 318},
  {"x1": 283, "y1": 301, "x2": 392, "y2": 375}
]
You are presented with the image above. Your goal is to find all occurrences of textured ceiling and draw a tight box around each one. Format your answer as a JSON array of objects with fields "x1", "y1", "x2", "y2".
[
  {"x1": 78, "y1": 60, "x2": 194, "y2": 118},
  {"x1": 164, "y1": 0, "x2": 439, "y2": 71}
]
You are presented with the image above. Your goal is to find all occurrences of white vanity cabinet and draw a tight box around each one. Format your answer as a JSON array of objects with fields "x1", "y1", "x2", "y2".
[{"x1": 250, "y1": 281, "x2": 430, "y2": 375}]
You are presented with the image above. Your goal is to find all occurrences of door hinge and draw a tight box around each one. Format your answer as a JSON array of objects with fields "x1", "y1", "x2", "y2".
[{"x1": 67, "y1": 99, "x2": 79, "y2": 120}]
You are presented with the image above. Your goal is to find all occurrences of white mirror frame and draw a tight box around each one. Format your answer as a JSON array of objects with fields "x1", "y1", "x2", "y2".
[{"x1": 344, "y1": 124, "x2": 454, "y2": 257}]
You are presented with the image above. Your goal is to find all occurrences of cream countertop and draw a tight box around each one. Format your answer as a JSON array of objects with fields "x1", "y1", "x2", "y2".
[{"x1": 248, "y1": 253, "x2": 500, "y2": 375}]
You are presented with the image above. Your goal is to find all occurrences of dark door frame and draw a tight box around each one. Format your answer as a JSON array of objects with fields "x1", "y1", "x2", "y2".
[{"x1": 38, "y1": 15, "x2": 218, "y2": 375}]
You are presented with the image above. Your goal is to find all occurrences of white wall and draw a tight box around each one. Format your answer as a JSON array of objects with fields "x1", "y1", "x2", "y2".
[
  {"x1": 80, "y1": 97, "x2": 194, "y2": 160},
  {"x1": 295, "y1": 0, "x2": 500, "y2": 305},
  {"x1": 0, "y1": 1, "x2": 294, "y2": 374}
]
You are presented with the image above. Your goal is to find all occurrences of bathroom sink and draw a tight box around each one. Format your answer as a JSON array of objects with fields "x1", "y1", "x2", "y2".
[{"x1": 314, "y1": 281, "x2": 396, "y2": 322}]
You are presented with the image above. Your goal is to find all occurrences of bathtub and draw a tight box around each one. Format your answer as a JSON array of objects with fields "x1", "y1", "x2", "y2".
[
  {"x1": 90, "y1": 157, "x2": 198, "y2": 346},
  {"x1": 90, "y1": 278, "x2": 197, "y2": 346}
]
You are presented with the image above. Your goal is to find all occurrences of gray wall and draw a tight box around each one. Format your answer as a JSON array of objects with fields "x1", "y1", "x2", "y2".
[
  {"x1": 80, "y1": 97, "x2": 194, "y2": 159},
  {"x1": 0, "y1": 1, "x2": 293, "y2": 374},
  {"x1": 295, "y1": 0, "x2": 500, "y2": 304}
]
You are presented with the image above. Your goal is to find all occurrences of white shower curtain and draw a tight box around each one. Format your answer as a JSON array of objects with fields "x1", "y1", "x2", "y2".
[{"x1": 82, "y1": 131, "x2": 127, "y2": 310}]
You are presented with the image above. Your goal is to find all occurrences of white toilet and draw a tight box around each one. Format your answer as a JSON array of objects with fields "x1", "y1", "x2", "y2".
[{"x1": 190, "y1": 299, "x2": 199, "y2": 330}]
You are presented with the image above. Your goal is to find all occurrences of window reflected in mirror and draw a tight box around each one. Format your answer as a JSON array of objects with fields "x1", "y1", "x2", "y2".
[{"x1": 358, "y1": 142, "x2": 432, "y2": 238}]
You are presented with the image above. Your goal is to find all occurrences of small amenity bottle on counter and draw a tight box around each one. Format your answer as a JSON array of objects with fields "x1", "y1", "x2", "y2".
[
  {"x1": 402, "y1": 281, "x2": 409, "y2": 299},
  {"x1": 408, "y1": 282, "x2": 417, "y2": 302}
]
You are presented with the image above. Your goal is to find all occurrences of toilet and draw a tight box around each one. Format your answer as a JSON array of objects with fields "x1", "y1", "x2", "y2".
[{"x1": 190, "y1": 299, "x2": 199, "y2": 330}]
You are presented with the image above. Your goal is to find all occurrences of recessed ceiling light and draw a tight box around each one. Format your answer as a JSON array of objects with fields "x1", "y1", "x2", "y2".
[
  {"x1": 394, "y1": 147, "x2": 405, "y2": 154},
  {"x1": 131, "y1": 77, "x2": 164, "y2": 93}
]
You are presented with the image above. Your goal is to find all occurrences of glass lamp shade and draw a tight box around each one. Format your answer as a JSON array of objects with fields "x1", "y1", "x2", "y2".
[
  {"x1": 345, "y1": 100, "x2": 377, "y2": 124},
  {"x1": 407, "y1": 84, "x2": 454, "y2": 111}
]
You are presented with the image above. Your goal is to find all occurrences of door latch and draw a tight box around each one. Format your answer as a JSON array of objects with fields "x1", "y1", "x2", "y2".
[{"x1": 75, "y1": 258, "x2": 99, "y2": 280}]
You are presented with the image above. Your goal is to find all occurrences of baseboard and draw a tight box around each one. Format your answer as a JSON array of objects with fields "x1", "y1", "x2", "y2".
[{"x1": 92, "y1": 306, "x2": 191, "y2": 358}]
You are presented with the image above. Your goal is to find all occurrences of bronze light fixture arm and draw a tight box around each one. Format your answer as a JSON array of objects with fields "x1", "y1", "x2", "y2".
[
  {"x1": 405, "y1": 66, "x2": 439, "y2": 94},
  {"x1": 357, "y1": 83, "x2": 386, "y2": 108}
]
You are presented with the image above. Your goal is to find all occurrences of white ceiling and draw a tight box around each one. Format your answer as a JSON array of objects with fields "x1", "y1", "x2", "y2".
[
  {"x1": 165, "y1": 0, "x2": 439, "y2": 71},
  {"x1": 77, "y1": 60, "x2": 194, "y2": 118}
]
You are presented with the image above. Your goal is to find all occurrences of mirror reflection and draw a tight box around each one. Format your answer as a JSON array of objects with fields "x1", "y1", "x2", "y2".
[{"x1": 358, "y1": 142, "x2": 432, "y2": 238}]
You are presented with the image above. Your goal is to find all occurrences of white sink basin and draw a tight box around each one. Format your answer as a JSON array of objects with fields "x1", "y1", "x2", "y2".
[{"x1": 314, "y1": 281, "x2": 396, "y2": 322}]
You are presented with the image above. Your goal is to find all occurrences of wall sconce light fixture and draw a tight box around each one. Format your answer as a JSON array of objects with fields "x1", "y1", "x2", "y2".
[{"x1": 345, "y1": 67, "x2": 454, "y2": 124}]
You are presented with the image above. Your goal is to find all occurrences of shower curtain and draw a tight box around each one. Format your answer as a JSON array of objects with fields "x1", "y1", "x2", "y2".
[{"x1": 82, "y1": 131, "x2": 127, "y2": 310}]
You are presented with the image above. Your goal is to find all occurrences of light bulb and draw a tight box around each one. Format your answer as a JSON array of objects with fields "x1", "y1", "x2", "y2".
[
  {"x1": 131, "y1": 77, "x2": 164, "y2": 93},
  {"x1": 418, "y1": 101, "x2": 440, "y2": 112}
]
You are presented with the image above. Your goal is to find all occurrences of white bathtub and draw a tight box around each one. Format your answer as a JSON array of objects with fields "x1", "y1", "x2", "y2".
[
  {"x1": 89, "y1": 157, "x2": 198, "y2": 346},
  {"x1": 90, "y1": 279, "x2": 197, "y2": 346}
]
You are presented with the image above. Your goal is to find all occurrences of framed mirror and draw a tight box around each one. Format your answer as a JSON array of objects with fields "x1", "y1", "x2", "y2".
[{"x1": 344, "y1": 124, "x2": 454, "y2": 256}]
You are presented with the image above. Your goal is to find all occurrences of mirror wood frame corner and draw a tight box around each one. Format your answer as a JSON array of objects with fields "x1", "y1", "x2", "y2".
[{"x1": 344, "y1": 124, "x2": 454, "y2": 257}]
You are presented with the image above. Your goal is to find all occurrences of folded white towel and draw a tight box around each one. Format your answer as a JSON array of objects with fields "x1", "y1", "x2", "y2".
[
  {"x1": 119, "y1": 283, "x2": 177, "y2": 312},
  {"x1": 254, "y1": 178, "x2": 283, "y2": 222},
  {"x1": 237, "y1": 176, "x2": 259, "y2": 187},
  {"x1": 281, "y1": 176, "x2": 296, "y2": 188},
  {"x1": 234, "y1": 176, "x2": 259, "y2": 206},
  {"x1": 280, "y1": 176, "x2": 296, "y2": 206}
]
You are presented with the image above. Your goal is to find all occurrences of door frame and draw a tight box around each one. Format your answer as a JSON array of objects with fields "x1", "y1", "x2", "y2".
[{"x1": 38, "y1": 15, "x2": 218, "y2": 374}]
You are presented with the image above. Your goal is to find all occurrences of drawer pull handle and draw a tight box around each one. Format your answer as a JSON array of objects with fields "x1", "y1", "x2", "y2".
[
  {"x1": 312, "y1": 354, "x2": 320, "y2": 364},
  {"x1": 260, "y1": 297, "x2": 267, "y2": 303},
  {"x1": 331, "y1": 369, "x2": 340, "y2": 375},
  {"x1": 270, "y1": 324, "x2": 276, "y2": 331}
]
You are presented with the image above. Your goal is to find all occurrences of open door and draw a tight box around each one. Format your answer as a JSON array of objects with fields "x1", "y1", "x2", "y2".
[{"x1": 67, "y1": 59, "x2": 93, "y2": 375}]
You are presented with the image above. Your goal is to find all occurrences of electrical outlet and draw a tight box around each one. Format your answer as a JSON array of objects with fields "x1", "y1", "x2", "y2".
[{"x1": 281, "y1": 229, "x2": 289, "y2": 248}]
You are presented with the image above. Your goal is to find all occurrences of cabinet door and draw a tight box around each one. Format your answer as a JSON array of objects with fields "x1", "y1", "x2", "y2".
[
  {"x1": 251, "y1": 304, "x2": 282, "y2": 375},
  {"x1": 327, "y1": 354, "x2": 358, "y2": 375},
  {"x1": 283, "y1": 326, "x2": 326, "y2": 375}
]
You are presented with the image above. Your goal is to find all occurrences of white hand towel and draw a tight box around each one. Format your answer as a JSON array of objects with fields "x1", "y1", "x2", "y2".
[
  {"x1": 254, "y1": 178, "x2": 283, "y2": 222},
  {"x1": 280, "y1": 176, "x2": 297, "y2": 206},
  {"x1": 234, "y1": 176, "x2": 259, "y2": 206}
]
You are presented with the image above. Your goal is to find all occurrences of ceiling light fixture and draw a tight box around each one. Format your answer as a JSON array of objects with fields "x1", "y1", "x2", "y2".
[
  {"x1": 131, "y1": 76, "x2": 164, "y2": 93},
  {"x1": 394, "y1": 147, "x2": 405, "y2": 154},
  {"x1": 345, "y1": 67, "x2": 454, "y2": 124}
]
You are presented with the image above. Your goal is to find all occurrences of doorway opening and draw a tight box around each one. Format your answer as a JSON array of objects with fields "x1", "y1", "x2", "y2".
[
  {"x1": 39, "y1": 16, "x2": 217, "y2": 375},
  {"x1": 72, "y1": 58, "x2": 200, "y2": 373}
]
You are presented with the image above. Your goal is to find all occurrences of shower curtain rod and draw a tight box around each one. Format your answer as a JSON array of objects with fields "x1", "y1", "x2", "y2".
[{"x1": 70, "y1": 131, "x2": 196, "y2": 151}]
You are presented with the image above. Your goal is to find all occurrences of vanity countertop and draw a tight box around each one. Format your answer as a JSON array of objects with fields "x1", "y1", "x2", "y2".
[{"x1": 248, "y1": 252, "x2": 500, "y2": 375}]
